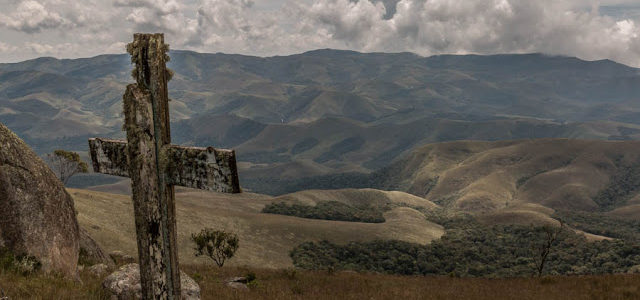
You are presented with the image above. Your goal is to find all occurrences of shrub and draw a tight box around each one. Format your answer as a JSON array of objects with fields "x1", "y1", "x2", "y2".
[
  {"x1": 0, "y1": 247, "x2": 41, "y2": 276},
  {"x1": 191, "y1": 229, "x2": 239, "y2": 267}
]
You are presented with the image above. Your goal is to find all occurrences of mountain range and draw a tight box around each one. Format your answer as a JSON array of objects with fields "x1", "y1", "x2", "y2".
[
  {"x1": 5, "y1": 49, "x2": 640, "y2": 277},
  {"x1": 1, "y1": 49, "x2": 639, "y2": 193}
]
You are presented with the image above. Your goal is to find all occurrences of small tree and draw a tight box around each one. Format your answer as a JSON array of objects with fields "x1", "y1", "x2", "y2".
[
  {"x1": 532, "y1": 220, "x2": 564, "y2": 277},
  {"x1": 191, "y1": 228, "x2": 239, "y2": 267},
  {"x1": 46, "y1": 149, "x2": 88, "y2": 185}
]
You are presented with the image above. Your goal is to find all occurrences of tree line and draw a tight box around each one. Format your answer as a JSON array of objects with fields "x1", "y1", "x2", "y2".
[{"x1": 290, "y1": 217, "x2": 640, "y2": 277}]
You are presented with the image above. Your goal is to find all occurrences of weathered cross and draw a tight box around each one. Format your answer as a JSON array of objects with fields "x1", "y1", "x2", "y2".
[{"x1": 88, "y1": 33, "x2": 241, "y2": 299}]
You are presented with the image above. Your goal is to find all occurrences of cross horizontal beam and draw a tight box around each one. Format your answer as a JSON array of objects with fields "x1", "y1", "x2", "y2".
[{"x1": 89, "y1": 138, "x2": 241, "y2": 193}]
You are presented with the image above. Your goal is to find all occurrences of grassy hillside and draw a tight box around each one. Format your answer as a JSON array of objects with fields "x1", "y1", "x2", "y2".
[
  {"x1": 270, "y1": 188, "x2": 437, "y2": 210},
  {"x1": 70, "y1": 188, "x2": 443, "y2": 269},
  {"x1": 262, "y1": 189, "x2": 439, "y2": 223},
  {"x1": 233, "y1": 118, "x2": 640, "y2": 176},
  {"x1": 244, "y1": 138, "x2": 640, "y2": 234},
  {"x1": 373, "y1": 139, "x2": 640, "y2": 215}
]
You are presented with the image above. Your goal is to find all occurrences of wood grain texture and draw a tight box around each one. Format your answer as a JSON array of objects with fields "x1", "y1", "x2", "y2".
[
  {"x1": 88, "y1": 138, "x2": 128, "y2": 177},
  {"x1": 88, "y1": 139, "x2": 241, "y2": 193},
  {"x1": 166, "y1": 145, "x2": 240, "y2": 193},
  {"x1": 124, "y1": 33, "x2": 180, "y2": 299}
]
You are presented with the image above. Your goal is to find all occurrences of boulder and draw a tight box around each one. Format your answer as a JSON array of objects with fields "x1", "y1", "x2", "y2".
[
  {"x1": 0, "y1": 122, "x2": 79, "y2": 278},
  {"x1": 89, "y1": 263, "x2": 110, "y2": 277},
  {"x1": 109, "y1": 250, "x2": 136, "y2": 265},
  {"x1": 79, "y1": 228, "x2": 114, "y2": 267},
  {"x1": 103, "y1": 263, "x2": 201, "y2": 299}
]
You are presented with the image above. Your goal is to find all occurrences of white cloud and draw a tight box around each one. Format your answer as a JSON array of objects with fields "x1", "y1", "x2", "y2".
[
  {"x1": 23, "y1": 42, "x2": 75, "y2": 56},
  {"x1": 291, "y1": 0, "x2": 640, "y2": 66},
  {"x1": 306, "y1": 0, "x2": 389, "y2": 50},
  {"x1": 186, "y1": 0, "x2": 277, "y2": 51},
  {"x1": 0, "y1": 42, "x2": 18, "y2": 53},
  {"x1": 0, "y1": 0, "x2": 639, "y2": 67},
  {"x1": 0, "y1": 0, "x2": 72, "y2": 33},
  {"x1": 113, "y1": 0, "x2": 189, "y2": 35}
]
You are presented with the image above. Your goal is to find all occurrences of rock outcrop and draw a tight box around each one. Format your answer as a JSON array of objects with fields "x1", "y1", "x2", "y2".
[
  {"x1": 0, "y1": 122, "x2": 80, "y2": 277},
  {"x1": 79, "y1": 228, "x2": 114, "y2": 267},
  {"x1": 103, "y1": 263, "x2": 201, "y2": 299}
]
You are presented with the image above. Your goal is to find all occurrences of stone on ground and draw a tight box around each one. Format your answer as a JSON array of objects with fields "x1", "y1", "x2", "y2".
[
  {"x1": 89, "y1": 263, "x2": 110, "y2": 277},
  {"x1": 109, "y1": 250, "x2": 135, "y2": 265},
  {"x1": 103, "y1": 263, "x2": 201, "y2": 299},
  {"x1": 225, "y1": 276, "x2": 250, "y2": 290},
  {"x1": 0, "y1": 122, "x2": 79, "y2": 278}
]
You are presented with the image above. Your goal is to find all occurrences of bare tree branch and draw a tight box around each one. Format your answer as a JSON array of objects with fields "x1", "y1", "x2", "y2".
[{"x1": 532, "y1": 220, "x2": 564, "y2": 277}]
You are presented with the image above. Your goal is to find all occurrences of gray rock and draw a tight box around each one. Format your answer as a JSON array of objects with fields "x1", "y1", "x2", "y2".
[
  {"x1": 79, "y1": 228, "x2": 115, "y2": 267},
  {"x1": 103, "y1": 263, "x2": 201, "y2": 299},
  {"x1": 109, "y1": 250, "x2": 136, "y2": 265},
  {"x1": 225, "y1": 277, "x2": 249, "y2": 290},
  {"x1": 0, "y1": 122, "x2": 80, "y2": 278},
  {"x1": 226, "y1": 281, "x2": 249, "y2": 290},
  {"x1": 227, "y1": 276, "x2": 247, "y2": 282},
  {"x1": 89, "y1": 263, "x2": 110, "y2": 277}
]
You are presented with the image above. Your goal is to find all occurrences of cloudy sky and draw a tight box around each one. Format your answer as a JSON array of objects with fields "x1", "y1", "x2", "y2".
[{"x1": 1, "y1": 0, "x2": 640, "y2": 66}]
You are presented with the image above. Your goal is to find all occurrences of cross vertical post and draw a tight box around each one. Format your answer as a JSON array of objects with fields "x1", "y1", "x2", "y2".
[
  {"x1": 124, "y1": 33, "x2": 179, "y2": 299},
  {"x1": 89, "y1": 33, "x2": 241, "y2": 299}
]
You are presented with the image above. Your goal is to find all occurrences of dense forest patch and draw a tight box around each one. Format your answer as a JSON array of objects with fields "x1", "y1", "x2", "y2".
[
  {"x1": 593, "y1": 161, "x2": 640, "y2": 210},
  {"x1": 290, "y1": 217, "x2": 640, "y2": 277},
  {"x1": 554, "y1": 210, "x2": 640, "y2": 242},
  {"x1": 262, "y1": 201, "x2": 387, "y2": 223}
]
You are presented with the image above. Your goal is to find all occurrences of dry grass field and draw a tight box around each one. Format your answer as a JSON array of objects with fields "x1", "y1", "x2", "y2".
[
  {"x1": 2, "y1": 265, "x2": 640, "y2": 300},
  {"x1": 70, "y1": 188, "x2": 443, "y2": 268}
]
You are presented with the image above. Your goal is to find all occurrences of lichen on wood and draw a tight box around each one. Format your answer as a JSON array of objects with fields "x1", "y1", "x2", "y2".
[
  {"x1": 89, "y1": 33, "x2": 240, "y2": 299},
  {"x1": 165, "y1": 145, "x2": 240, "y2": 193},
  {"x1": 88, "y1": 138, "x2": 129, "y2": 177},
  {"x1": 123, "y1": 33, "x2": 180, "y2": 300},
  {"x1": 89, "y1": 138, "x2": 241, "y2": 193}
]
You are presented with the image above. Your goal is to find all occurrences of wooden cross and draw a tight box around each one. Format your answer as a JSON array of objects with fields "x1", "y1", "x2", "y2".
[{"x1": 88, "y1": 33, "x2": 241, "y2": 299}]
